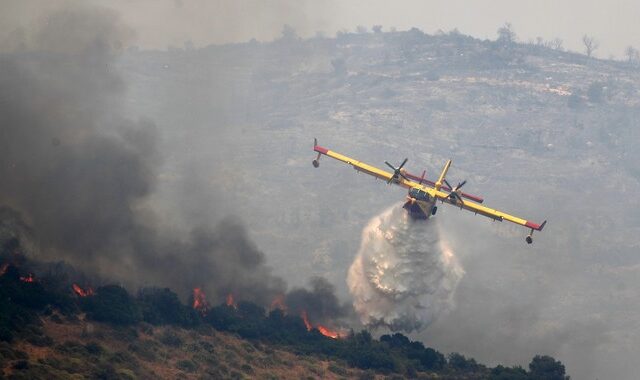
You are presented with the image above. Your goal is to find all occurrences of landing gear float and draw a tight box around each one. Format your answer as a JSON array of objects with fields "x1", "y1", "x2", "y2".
[{"x1": 312, "y1": 139, "x2": 546, "y2": 244}]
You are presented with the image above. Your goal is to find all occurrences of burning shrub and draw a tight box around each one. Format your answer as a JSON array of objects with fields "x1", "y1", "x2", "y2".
[
  {"x1": 80, "y1": 285, "x2": 141, "y2": 325},
  {"x1": 0, "y1": 265, "x2": 49, "y2": 310},
  {"x1": 0, "y1": 265, "x2": 53, "y2": 342}
]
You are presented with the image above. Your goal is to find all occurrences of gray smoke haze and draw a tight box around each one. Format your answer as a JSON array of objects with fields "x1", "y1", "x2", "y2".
[
  {"x1": 0, "y1": 4, "x2": 291, "y2": 304},
  {"x1": 285, "y1": 276, "x2": 350, "y2": 325},
  {"x1": 347, "y1": 204, "x2": 463, "y2": 332},
  {"x1": 3, "y1": 2, "x2": 638, "y2": 379}
]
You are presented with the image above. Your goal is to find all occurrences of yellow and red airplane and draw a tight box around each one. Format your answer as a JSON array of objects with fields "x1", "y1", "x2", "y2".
[{"x1": 312, "y1": 139, "x2": 546, "y2": 244}]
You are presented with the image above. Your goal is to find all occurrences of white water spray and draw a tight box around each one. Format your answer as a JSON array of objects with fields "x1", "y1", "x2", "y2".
[{"x1": 347, "y1": 204, "x2": 464, "y2": 332}]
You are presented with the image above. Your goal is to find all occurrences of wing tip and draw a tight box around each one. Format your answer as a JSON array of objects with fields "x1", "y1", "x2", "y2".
[
  {"x1": 526, "y1": 220, "x2": 547, "y2": 231},
  {"x1": 539, "y1": 220, "x2": 547, "y2": 231}
]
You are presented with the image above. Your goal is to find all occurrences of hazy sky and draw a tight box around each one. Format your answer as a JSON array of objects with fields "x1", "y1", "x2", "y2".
[{"x1": 3, "y1": 0, "x2": 636, "y2": 58}]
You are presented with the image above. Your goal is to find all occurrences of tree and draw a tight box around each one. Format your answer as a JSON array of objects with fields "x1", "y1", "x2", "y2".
[
  {"x1": 489, "y1": 365, "x2": 528, "y2": 380},
  {"x1": 448, "y1": 352, "x2": 480, "y2": 371},
  {"x1": 548, "y1": 38, "x2": 564, "y2": 51},
  {"x1": 625, "y1": 46, "x2": 639, "y2": 64},
  {"x1": 528, "y1": 355, "x2": 569, "y2": 380},
  {"x1": 582, "y1": 35, "x2": 598, "y2": 57},
  {"x1": 497, "y1": 23, "x2": 516, "y2": 44},
  {"x1": 372, "y1": 25, "x2": 383, "y2": 34},
  {"x1": 280, "y1": 24, "x2": 298, "y2": 41}
]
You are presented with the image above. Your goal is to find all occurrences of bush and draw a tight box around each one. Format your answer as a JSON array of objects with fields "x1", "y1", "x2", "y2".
[
  {"x1": 128, "y1": 340, "x2": 158, "y2": 361},
  {"x1": 85, "y1": 342, "x2": 104, "y2": 355},
  {"x1": 137, "y1": 287, "x2": 199, "y2": 327},
  {"x1": 328, "y1": 363, "x2": 347, "y2": 376},
  {"x1": 176, "y1": 359, "x2": 198, "y2": 372},
  {"x1": 587, "y1": 82, "x2": 604, "y2": 103},
  {"x1": 81, "y1": 285, "x2": 141, "y2": 325},
  {"x1": 489, "y1": 365, "x2": 528, "y2": 380},
  {"x1": 448, "y1": 352, "x2": 480, "y2": 372},
  {"x1": 159, "y1": 329, "x2": 183, "y2": 348},
  {"x1": 12, "y1": 359, "x2": 29, "y2": 370},
  {"x1": 240, "y1": 363, "x2": 254, "y2": 374}
]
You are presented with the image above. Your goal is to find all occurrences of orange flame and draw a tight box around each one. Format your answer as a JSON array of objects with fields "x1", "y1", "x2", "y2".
[
  {"x1": 226, "y1": 293, "x2": 237, "y2": 309},
  {"x1": 301, "y1": 310, "x2": 341, "y2": 339},
  {"x1": 317, "y1": 325, "x2": 340, "y2": 339},
  {"x1": 20, "y1": 273, "x2": 35, "y2": 283},
  {"x1": 301, "y1": 310, "x2": 312, "y2": 331},
  {"x1": 72, "y1": 283, "x2": 94, "y2": 297},
  {"x1": 192, "y1": 288, "x2": 209, "y2": 313},
  {"x1": 270, "y1": 295, "x2": 287, "y2": 312}
]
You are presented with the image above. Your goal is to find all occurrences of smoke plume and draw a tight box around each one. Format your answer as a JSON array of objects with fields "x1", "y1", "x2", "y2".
[
  {"x1": 347, "y1": 204, "x2": 464, "y2": 332},
  {"x1": 285, "y1": 277, "x2": 349, "y2": 324},
  {"x1": 0, "y1": 4, "x2": 291, "y2": 304}
]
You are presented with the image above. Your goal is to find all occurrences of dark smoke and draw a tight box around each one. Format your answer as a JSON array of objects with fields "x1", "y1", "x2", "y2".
[
  {"x1": 285, "y1": 277, "x2": 350, "y2": 324},
  {"x1": 0, "y1": 4, "x2": 299, "y2": 306}
]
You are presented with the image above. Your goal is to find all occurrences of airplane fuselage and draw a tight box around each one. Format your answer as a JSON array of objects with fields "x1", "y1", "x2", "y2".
[{"x1": 403, "y1": 188, "x2": 437, "y2": 220}]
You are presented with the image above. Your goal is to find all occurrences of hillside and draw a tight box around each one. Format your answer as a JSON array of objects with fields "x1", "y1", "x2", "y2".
[
  {"x1": 115, "y1": 29, "x2": 640, "y2": 379},
  {"x1": 0, "y1": 257, "x2": 569, "y2": 380},
  {"x1": 4, "y1": 316, "x2": 367, "y2": 379}
]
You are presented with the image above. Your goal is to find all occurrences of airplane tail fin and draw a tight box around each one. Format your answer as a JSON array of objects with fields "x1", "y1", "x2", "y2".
[{"x1": 435, "y1": 159, "x2": 452, "y2": 190}]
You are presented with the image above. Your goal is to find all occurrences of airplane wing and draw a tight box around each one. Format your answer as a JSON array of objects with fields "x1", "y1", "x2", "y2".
[
  {"x1": 427, "y1": 186, "x2": 546, "y2": 231},
  {"x1": 313, "y1": 139, "x2": 546, "y2": 242},
  {"x1": 313, "y1": 143, "x2": 414, "y2": 189}
]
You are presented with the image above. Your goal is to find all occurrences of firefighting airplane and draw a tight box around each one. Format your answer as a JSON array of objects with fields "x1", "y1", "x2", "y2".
[{"x1": 312, "y1": 139, "x2": 546, "y2": 244}]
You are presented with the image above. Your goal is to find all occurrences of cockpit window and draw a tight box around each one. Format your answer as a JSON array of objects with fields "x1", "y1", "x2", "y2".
[{"x1": 409, "y1": 188, "x2": 429, "y2": 201}]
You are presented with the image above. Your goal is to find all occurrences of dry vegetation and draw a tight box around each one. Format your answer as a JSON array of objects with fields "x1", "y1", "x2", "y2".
[{"x1": 2, "y1": 314, "x2": 378, "y2": 380}]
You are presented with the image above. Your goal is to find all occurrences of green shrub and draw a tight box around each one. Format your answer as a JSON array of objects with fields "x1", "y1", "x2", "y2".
[
  {"x1": 12, "y1": 359, "x2": 29, "y2": 370},
  {"x1": 81, "y1": 285, "x2": 141, "y2": 325},
  {"x1": 159, "y1": 329, "x2": 183, "y2": 347},
  {"x1": 176, "y1": 359, "x2": 198, "y2": 372},
  {"x1": 489, "y1": 365, "x2": 528, "y2": 380},
  {"x1": 240, "y1": 363, "x2": 254, "y2": 374},
  {"x1": 85, "y1": 342, "x2": 104, "y2": 355},
  {"x1": 137, "y1": 287, "x2": 199, "y2": 327},
  {"x1": 328, "y1": 363, "x2": 348, "y2": 376},
  {"x1": 26, "y1": 334, "x2": 54, "y2": 347}
]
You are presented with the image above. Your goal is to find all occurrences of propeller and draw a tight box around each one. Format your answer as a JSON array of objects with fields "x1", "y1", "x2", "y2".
[
  {"x1": 385, "y1": 158, "x2": 409, "y2": 184},
  {"x1": 444, "y1": 179, "x2": 467, "y2": 202}
]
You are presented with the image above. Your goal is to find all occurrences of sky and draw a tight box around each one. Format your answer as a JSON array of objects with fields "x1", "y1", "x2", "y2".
[{"x1": 3, "y1": 0, "x2": 637, "y2": 58}]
